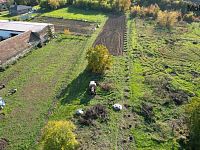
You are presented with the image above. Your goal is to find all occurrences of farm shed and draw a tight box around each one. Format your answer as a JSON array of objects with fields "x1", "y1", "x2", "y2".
[
  {"x1": 9, "y1": 4, "x2": 32, "y2": 16},
  {"x1": 0, "y1": 20, "x2": 55, "y2": 67}
]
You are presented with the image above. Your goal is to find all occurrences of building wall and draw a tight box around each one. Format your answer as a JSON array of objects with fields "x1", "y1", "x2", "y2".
[
  {"x1": 0, "y1": 24, "x2": 55, "y2": 67},
  {"x1": 0, "y1": 31, "x2": 32, "y2": 64},
  {"x1": 35, "y1": 25, "x2": 55, "y2": 42}
]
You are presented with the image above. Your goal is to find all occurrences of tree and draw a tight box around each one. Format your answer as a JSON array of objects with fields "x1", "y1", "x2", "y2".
[
  {"x1": 41, "y1": 121, "x2": 79, "y2": 150},
  {"x1": 185, "y1": 97, "x2": 200, "y2": 149},
  {"x1": 157, "y1": 10, "x2": 180, "y2": 29},
  {"x1": 86, "y1": 45, "x2": 112, "y2": 74},
  {"x1": 39, "y1": 0, "x2": 67, "y2": 9},
  {"x1": 48, "y1": 0, "x2": 60, "y2": 9}
]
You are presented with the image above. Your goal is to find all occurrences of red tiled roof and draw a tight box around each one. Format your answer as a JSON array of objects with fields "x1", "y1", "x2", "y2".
[{"x1": 0, "y1": 0, "x2": 7, "y2": 4}]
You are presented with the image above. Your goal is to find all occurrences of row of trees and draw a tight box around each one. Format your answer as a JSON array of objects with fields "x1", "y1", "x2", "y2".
[
  {"x1": 136, "y1": 0, "x2": 200, "y2": 16},
  {"x1": 131, "y1": 5, "x2": 181, "y2": 29},
  {"x1": 73, "y1": 0, "x2": 131, "y2": 12},
  {"x1": 39, "y1": 0, "x2": 131, "y2": 12}
]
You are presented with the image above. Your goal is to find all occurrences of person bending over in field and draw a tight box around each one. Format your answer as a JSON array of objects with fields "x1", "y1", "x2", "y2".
[{"x1": 89, "y1": 81, "x2": 97, "y2": 95}]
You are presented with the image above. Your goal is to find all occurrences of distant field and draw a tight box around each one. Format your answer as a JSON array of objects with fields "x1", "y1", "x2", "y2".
[
  {"x1": 32, "y1": 16, "x2": 98, "y2": 35},
  {"x1": 41, "y1": 6, "x2": 107, "y2": 22}
]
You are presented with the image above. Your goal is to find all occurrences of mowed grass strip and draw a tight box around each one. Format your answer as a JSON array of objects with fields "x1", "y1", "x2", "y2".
[
  {"x1": 0, "y1": 34, "x2": 96, "y2": 149},
  {"x1": 41, "y1": 6, "x2": 107, "y2": 22}
]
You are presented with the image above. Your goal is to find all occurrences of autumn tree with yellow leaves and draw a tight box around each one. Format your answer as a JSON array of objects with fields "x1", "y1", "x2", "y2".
[
  {"x1": 40, "y1": 121, "x2": 78, "y2": 150},
  {"x1": 86, "y1": 45, "x2": 112, "y2": 74}
]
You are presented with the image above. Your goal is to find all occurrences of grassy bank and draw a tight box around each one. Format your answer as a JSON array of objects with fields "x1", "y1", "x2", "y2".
[
  {"x1": 41, "y1": 6, "x2": 107, "y2": 22},
  {"x1": 128, "y1": 18, "x2": 200, "y2": 149}
]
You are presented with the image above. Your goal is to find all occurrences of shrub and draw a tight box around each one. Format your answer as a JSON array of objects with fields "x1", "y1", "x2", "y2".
[
  {"x1": 145, "y1": 4, "x2": 160, "y2": 18},
  {"x1": 74, "y1": 0, "x2": 130, "y2": 12},
  {"x1": 183, "y1": 12, "x2": 195, "y2": 23},
  {"x1": 86, "y1": 45, "x2": 112, "y2": 74},
  {"x1": 116, "y1": 0, "x2": 131, "y2": 12},
  {"x1": 185, "y1": 97, "x2": 200, "y2": 149},
  {"x1": 48, "y1": 0, "x2": 60, "y2": 9},
  {"x1": 131, "y1": 4, "x2": 160, "y2": 18},
  {"x1": 41, "y1": 120, "x2": 78, "y2": 150},
  {"x1": 131, "y1": 5, "x2": 141, "y2": 17},
  {"x1": 40, "y1": 0, "x2": 67, "y2": 9},
  {"x1": 157, "y1": 10, "x2": 180, "y2": 29},
  {"x1": 64, "y1": 28, "x2": 71, "y2": 35},
  {"x1": 79, "y1": 104, "x2": 108, "y2": 126}
]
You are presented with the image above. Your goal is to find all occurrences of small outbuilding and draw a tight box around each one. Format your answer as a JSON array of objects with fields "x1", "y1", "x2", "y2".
[{"x1": 9, "y1": 4, "x2": 32, "y2": 16}]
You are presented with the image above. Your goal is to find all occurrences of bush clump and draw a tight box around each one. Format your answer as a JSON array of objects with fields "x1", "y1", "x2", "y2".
[
  {"x1": 40, "y1": 0, "x2": 67, "y2": 9},
  {"x1": 86, "y1": 45, "x2": 112, "y2": 74},
  {"x1": 131, "y1": 4, "x2": 181, "y2": 29},
  {"x1": 157, "y1": 10, "x2": 180, "y2": 29},
  {"x1": 183, "y1": 12, "x2": 196, "y2": 23},
  {"x1": 40, "y1": 120, "x2": 78, "y2": 150},
  {"x1": 131, "y1": 4, "x2": 160, "y2": 18},
  {"x1": 185, "y1": 97, "x2": 200, "y2": 149}
]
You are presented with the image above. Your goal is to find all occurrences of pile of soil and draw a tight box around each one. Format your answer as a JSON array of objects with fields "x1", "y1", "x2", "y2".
[
  {"x1": 79, "y1": 104, "x2": 108, "y2": 126},
  {"x1": 0, "y1": 138, "x2": 8, "y2": 150}
]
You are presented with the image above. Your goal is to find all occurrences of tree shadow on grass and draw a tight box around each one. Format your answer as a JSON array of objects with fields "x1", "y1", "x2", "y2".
[{"x1": 58, "y1": 69, "x2": 102, "y2": 105}]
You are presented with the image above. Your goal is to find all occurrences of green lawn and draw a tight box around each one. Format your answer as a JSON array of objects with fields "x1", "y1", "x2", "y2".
[
  {"x1": 41, "y1": 6, "x2": 108, "y2": 22},
  {"x1": 128, "y1": 18, "x2": 200, "y2": 149},
  {"x1": 0, "y1": 29, "x2": 102, "y2": 149}
]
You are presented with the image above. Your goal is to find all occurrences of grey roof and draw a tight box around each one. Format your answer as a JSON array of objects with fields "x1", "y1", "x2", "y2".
[
  {"x1": 0, "y1": 20, "x2": 52, "y2": 32},
  {"x1": 10, "y1": 5, "x2": 32, "y2": 11}
]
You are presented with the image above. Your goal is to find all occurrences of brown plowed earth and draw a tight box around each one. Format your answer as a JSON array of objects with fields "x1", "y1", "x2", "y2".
[
  {"x1": 32, "y1": 17, "x2": 97, "y2": 35},
  {"x1": 93, "y1": 15, "x2": 126, "y2": 56}
]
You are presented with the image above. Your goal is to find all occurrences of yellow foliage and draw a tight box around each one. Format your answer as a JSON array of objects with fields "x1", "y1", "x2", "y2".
[
  {"x1": 48, "y1": 0, "x2": 60, "y2": 9},
  {"x1": 146, "y1": 4, "x2": 160, "y2": 17},
  {"x1": 157, "y1": 10, "x2": 180, "y2": 29},
  {"x1": 86, "y1": 45, "x2": 112, "y2": 74},
  {"x1": 131, "y1": 5, "x2": 141, "y2": 17},
  {"x1": 64, "y1": 28, "x2": 71, "y2": 35},
  {"x1": 41, "y1": 120, "x2": 78, "y2": 150},
  {"x1": 131, "y1": 4, "x2": 160, "y2": 18},
  {"x1": 116, "y1": 0, "x2": 131, "y2": 12}
]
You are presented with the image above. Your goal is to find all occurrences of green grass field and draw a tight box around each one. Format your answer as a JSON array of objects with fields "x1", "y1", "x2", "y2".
[
  {"x1": 0, "y1": 5, "x2": 199, "y2": 149},
  {"x1": 127, "y1": 18, "x2": 200, "y2": 149},
  {"x1": 0, "y1": 29, "x2": 103, "y2": 149},
  {"x1": 41, "y1": 6, "x2": 107, "y2": 22}
]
